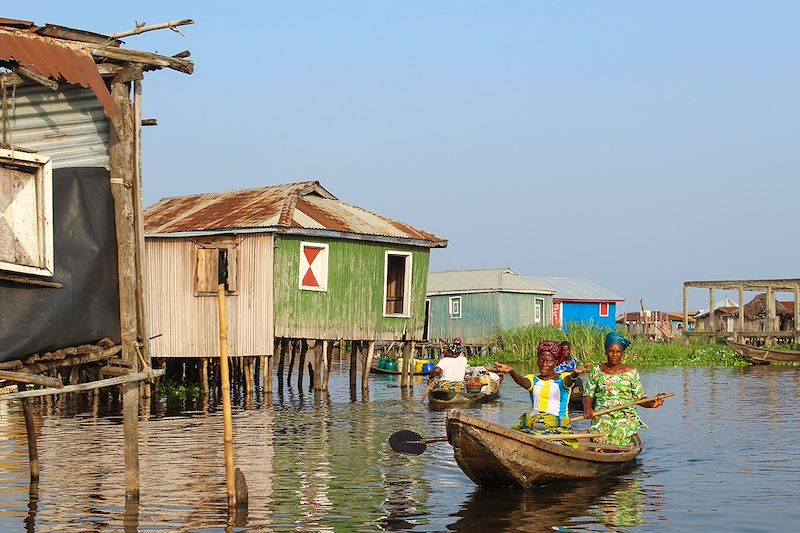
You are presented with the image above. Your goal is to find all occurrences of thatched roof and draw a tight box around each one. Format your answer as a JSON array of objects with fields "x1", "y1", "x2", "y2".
[{"x1": 742, "y1": 293, "x2": 795, "y2": 320}]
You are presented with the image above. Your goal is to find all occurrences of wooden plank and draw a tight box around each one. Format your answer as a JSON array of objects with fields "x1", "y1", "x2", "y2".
[
  {"x1": 0, "y1": 272, "x2": 62, "y2": 288},
  {"x1": 0, "y1": 369, "x2": 164, "y2": 401},
  {"x1": 0, "y1": 370, "x2": 62, "y2": 388}
]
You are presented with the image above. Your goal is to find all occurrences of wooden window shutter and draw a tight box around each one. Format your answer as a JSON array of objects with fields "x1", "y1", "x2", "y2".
[
  {"x1": 224, "y1": 247, "x2": 237, "y2": 292},
  {"x1": 195, "y1": 247, "x2": 219, "y2": 293}
]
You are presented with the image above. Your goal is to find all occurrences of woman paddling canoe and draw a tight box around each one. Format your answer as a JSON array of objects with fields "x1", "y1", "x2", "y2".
[
  {"x1": 582, "y1": 331, "x2": 664, "y2": 446},
  {"x1": 494, "y1": 340, "x2": 588, "y2": 436}
]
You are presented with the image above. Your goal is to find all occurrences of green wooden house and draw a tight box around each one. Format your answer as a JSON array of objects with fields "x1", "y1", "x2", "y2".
[
  {"x1": 144, "y1": 181, "x2": 446, "y2": 390},
  {"x1": 426, "y1": 268, "x2": 555, "y2": 347}
]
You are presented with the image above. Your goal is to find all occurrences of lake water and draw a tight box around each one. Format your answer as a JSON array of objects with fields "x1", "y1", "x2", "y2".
[{"x1": 1, "y1": 363, "x2": 798, "y2": 532}]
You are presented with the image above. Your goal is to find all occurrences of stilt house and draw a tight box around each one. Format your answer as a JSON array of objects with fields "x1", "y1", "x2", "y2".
[
  {"x1": 0, "y1": 16, "x2": 193, "y2": 498},
  {"x1": 425, "y1": 268, "x2": 555, "y2": 348},
  {"x1": 143, "y1": 181, "x2": 447, "y2": 390},
  {"x1": 527, "y1": 276, "x2": 624, "y2": 332}
]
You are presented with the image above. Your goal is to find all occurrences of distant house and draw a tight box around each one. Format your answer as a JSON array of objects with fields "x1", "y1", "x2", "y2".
[
  {"x1": 617, "y1": 311, "x2": 696, "y2": 339},
  {"x1": 527, "y1": 277, "x2": 624, "y2": 331},
  {"x1": 693, "y1": 297, "x2": 738, "y2": 332},
  {"x1": 426, "y1": 268, "x2": 555, "y2": 346},
  {"x1": 741, "y1": 293, "x2": 796, "y2": 332},
  {"x1": 144, "y1": 181, "x2": 446, "y2": 382}
]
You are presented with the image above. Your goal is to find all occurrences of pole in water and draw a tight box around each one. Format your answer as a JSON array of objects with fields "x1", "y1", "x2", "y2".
[{"x1": 217, "y1": 284, "x2": 236, "y2": 510}]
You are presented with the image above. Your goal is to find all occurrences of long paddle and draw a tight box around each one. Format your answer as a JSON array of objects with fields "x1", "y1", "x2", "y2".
[
  {"x1": 389, "y1": 429, "x2": 605, "y2": 455},
  {"x1": 568, "y1": 392, "x2": 675, "y2": 424}
]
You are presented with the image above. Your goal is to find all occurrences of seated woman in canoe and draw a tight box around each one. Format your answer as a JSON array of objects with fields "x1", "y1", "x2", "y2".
[
  {"x1": 428, "y1": 337, "x2": 468, "y2": 382},
  {"x1": 582, "y1": 332, "x2": 664, "y2": 446},
  {"x1": 494, "y1": 340, "x2": 588, "y2": 435}
]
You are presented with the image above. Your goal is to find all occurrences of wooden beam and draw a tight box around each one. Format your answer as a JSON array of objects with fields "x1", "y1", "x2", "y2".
[
  {"x1": 110, "y1": 19, "x2": 194, "y2": 39},
  {"x1": 13, "y1": 65, "x2": 58, "y2": 90},
  {"x1": 709, "y1": 288, "x2": 715, "y2": 333},
  {"x1": 795, "y1": 284, "x2": 800, "y2": 345},
  {"x1": 0, "y1": 369, "x2": 164, "y2": 401},
  {"x1": 20, "y1": 346, "x2": 121, "y2": 375},
  {"x1": 0, "y1": 272, "x2": 62, "y2": 288},
  {"x1": 92, "y1": 47, "x2": 194, "y2": 74},
  {"x1": 0, "y1": 370, "x2": 62, "y2": 388},
  {"x1": 362, "y1": 341, "x2": 375, "y2": 392},
  {"x1": 682, "y1": 284, "x2": 688, "y2": 336},
  {"x1": 685, "y1": 279, "x2": 800, "y2": 291},
  {"x1": 738, "y1": 285, "x2": 745, "y2": 340}
]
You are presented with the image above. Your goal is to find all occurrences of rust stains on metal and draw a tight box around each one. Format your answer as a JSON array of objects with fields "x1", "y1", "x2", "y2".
[
  {"x1": 145, "y1": 181, "x2": 447, "y2": 247},
  {"x1": 0, "y1": 28, "x2": 118, "y2": 117}
]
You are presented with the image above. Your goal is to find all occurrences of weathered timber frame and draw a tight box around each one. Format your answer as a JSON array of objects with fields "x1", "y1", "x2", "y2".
[{"x1": 683, "y1": 279, "x2": 800, "y2": 344}]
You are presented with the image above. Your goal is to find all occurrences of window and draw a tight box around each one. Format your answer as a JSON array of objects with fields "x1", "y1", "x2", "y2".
[
  {"x1": 599, "y1": 302, "x2": 609, "y2": 317},
  {"x1": 449, "y1": 296, "x2": 462, "y2": 319},
  {"x1": 0, "y1": 149, "x2": 53, "y2": 277},
  {"x1": 383, "y1": 251, "x2": 412, "y2": 316},
  {"x1": 534, "y1": 298, "x2": 544, "y2": 324},
  {"x1": 299, "y1": 242, "x2": 329, "y2": 291},
  {"x1": 194, "y1": 243, "x2": 237, "y2": 295}
]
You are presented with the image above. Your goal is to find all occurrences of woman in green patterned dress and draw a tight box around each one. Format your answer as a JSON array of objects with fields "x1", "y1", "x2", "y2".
[{"x1": 581, "y1": 332, "x2": 664, "y2": 446}]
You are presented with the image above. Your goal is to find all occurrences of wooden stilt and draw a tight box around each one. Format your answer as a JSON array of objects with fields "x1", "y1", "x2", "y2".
[
  {"x1": 18, "y1": 385, "x2": 39, "y2": 481},
  {"x1": 297, "y1": 340, "x2": 308, "y2": 389},
  {"x1": 244, "y1": 357, "x2": 253, "y2": 398},
  {"x1": 312, "y1": 341, "x2": 323, "y2": 391},
  {"x1": 277, "y1": 338, "x2": 287, "y2": 390},
  {"x1": 349, "y1": 342, "x2": 358, "y2": 389},
  {"x1": 362, "y1": 341, "x2": 375, "y2": 391},
  {"x1": 322, "y1": 340, "x2": 330, "y2": 390},
  {"x1": 287, "y1": 340, "x2": 296, "y2": 383},
  {"x1": 201, "y1": 358, "x2": 209, "y2": 396},
  {"x1": 402, "y1": 341, "x2": 413, "y2": 389},
  {"x1": 217, "y1": 284, "x2": 237, "y2": 511}
]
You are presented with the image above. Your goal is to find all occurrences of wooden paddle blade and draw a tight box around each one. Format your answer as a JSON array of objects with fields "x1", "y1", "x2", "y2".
[{"x1": 389, "y1": 430, "x2": 427, "y2": 455}]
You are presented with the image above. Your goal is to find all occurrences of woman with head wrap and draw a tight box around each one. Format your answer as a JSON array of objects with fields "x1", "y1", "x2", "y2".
[
  {"x1": 494, "y1": 340, "x2": 588, "y2": 432},
  {"x1": 581, "y1": 332, "x2": 664, "y2": 446},
  {"x1": 428, "y1": 337, "x2": 468, "y2": 382}
]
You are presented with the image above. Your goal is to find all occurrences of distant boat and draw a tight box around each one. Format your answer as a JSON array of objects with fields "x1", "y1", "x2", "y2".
[
  {"x1": 428, "y1": 375, "x2": 503, "y2": 408},
  {"x1": 726, "y1": 340, "x2": 800, "y2": 364},
  {"x1": 446, "y1": 410, "x2": 642, "y2": 488}
]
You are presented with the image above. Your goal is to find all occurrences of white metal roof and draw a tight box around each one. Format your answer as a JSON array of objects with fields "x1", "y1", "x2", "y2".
[{"x1": 427, "y1": 268, "x2": 555, "y2": 296}]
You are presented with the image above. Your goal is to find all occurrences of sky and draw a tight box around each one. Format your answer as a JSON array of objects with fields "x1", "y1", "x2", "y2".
[{"x1": 10, "y1": 2, "x2": 800, "y2": 312}]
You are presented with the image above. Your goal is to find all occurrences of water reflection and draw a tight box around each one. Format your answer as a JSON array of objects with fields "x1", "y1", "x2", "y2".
[{"x1": 1, "y1": 366, "x2": 799, "y2": 531}]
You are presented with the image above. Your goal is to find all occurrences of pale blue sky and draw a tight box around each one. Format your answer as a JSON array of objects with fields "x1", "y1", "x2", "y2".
[{"x1": 11, "y1": 2, "x2": 800, "y2": 311}]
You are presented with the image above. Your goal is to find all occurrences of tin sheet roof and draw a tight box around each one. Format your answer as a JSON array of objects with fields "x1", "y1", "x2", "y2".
[
  {"x1": 144, "y1": 181, "x2": 447, "y2": 247},
  {"x1": 427, "y1": 268, "x2": 555, "y2": 295},
  {"x1": 0, "y1": 27, "x2": 117, "y2": 116},
  {"x1": 526, "y1": 276, "x2": 624, "y2": 302}
]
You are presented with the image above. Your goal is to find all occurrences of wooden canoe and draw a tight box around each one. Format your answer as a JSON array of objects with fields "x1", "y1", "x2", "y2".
[
  {"x1": 726, "y1": 340, "x2": 800, "y2": 363},
  {"x1": 446, "y1": 410, "x2": 642, "y2": 488},
  {"x1": 428, "y1": 376, "x2": 503, "y2": 408}
]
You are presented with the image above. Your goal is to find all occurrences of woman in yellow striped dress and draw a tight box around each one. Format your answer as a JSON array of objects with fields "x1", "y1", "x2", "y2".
[{"x1": 494, "y1": 340, "x2": 587, "y2": 432}]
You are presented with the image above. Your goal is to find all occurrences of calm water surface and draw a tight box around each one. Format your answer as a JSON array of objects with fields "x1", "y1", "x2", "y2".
[{"x1": 1, "y1": 363, "x2": 799, "y2": 532}]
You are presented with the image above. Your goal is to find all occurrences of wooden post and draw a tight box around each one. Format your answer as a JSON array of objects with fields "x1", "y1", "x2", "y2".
[
  {"x1": 362, "y1": 341, "x2": 375, "y2": 391},
  {"x1": 109, "y1": 75, "x2": 142, "y2": 502},
  {"x1": 200, "y1": 358, "x2": 209, "y2": 396},
  {"x1": 349, "y1": 342, "x2": 358, "y2": 389},
  {"x1": 18, "y1": 385, "x2": 39, "y2": 481},
  {"x1": 244, "y1": 357, "x2": 253, "y2": 398},
  {"x1": 312, "y1": 341, "x2": 323, "y2": 391},
  {"x1": 682, "y1": 284, "x2": 688, "y2": 337},
  {"x1": 322, "y1": 340, "x2": 330, "y2": 390},
  {"x1": 402, "y1": 342, "x2": 412, "y2": 389},
  {"x1": 277, "y1": 338, "x2": 287, "y2": 390},
  {"x1": 297, "y1": 340, "x2": 308, "y2": 390},
  {"x1": 795, "y1": 284, "x2": 800, "y2": 345},
  {"x1": 766, "y1": 286, "x2": 774, "y2": 345},
  {"x1": 708, "y1": 288, "x2": 715, "y2": 335},
  {"x1": 287, "y1": 340, "x2": 296, "y2": 383},
  {"x1": 217, "y1": 284, "x2": 236, "y2": 510},
  {"x1": 738, "y1": 285, "x2": 745, "y2": 341}
]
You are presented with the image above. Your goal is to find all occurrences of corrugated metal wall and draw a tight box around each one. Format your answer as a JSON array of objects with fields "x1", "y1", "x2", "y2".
[
  {"x1": 273, "y1": 236, "x2": 430, "y2": 340},
  {"x1": 144, "y1": 234, "x2": 274, "y2": 357},
  {"x1": 5, "y1": 83, "x2": 109, "y2": 168},
  {"x1": 427, "y1": 292, "x2": 499, "y2": 345},
  {"x1": 428, "y1": 291, "x2": 554, "y2": 345},
  {"x1": 562, "y1": 302, "x2": 616, "y2": 332}
]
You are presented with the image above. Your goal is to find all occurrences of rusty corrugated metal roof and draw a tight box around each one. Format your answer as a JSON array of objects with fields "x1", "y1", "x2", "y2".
[
  {"x1": 0, "y1": 28, "x2": 117, "y2": 116},
  {"x1": 144, "y1": 181, "x2": 447, "y2": 247}
]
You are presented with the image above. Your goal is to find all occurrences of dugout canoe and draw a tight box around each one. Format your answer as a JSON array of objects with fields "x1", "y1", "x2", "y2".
[
  {"x1": 726, "y1": 340, "x2": 800, "y2": 364},
  {"x1": 369, "y1": 365, "x2": 431, "y2": 376},
  {"x1": 445, "y1": 410, "x2": 642, "y2": 488},
  {"x1": 428, "y1": 376, "x2": 503, "y2": 408}
]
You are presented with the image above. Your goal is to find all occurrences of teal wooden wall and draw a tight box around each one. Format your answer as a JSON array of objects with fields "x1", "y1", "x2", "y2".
[
  {"x1": 273, "y1": 235, "x2": 430, "y2": 340},
  {"x1": 427, "y1": 291, "x2": 553, "y2": 345}
]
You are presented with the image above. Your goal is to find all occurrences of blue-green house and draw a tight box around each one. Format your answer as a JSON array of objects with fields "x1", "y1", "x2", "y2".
[{"x1": 426, "y1": 268, "x2": 556, "y2": 346}]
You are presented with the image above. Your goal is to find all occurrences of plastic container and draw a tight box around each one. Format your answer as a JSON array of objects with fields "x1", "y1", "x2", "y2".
[
  {"x1": 422, "y1": 363, "x2": 435, "y2": 374},
  {"x1": 386, "y1": 360, "x2": 398, "y2": 371},
  {"x1": 415, "y1": 360, "x2": 424, "y2": 373},
  {"x1": 378, "y1": 357, "x2": 387, "y2": 369}
]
